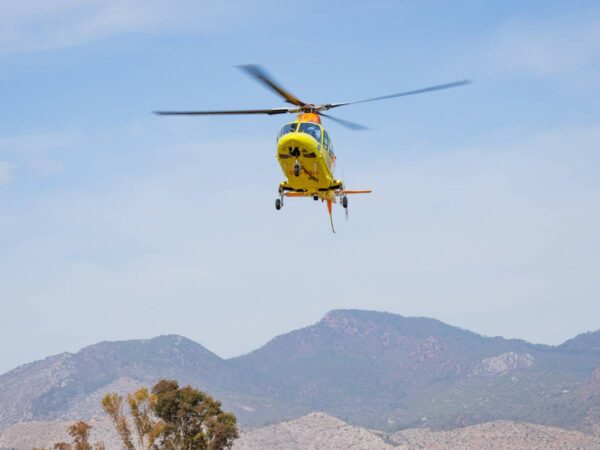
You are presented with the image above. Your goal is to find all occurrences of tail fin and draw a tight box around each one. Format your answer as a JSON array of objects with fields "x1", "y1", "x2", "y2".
[{"x1": 327, "y1": 199, "x2": 335, "y2": 233}]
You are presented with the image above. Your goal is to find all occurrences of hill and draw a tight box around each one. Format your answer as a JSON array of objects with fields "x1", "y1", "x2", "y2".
[
  {"x1": 230, "y1": 310, "x2": 600, "y2": 429},
  {"x1": 1, "y1": 309, "x2": 600, "y2": 434},
  {"x1": 0, "y1": 335, "x2": 238, "y2": 430},
  {"x1": 3, "y1": 413, "x2": 600, "y2": 450},
  {"x1": 560, "y1": 330, "x2": 600, "y2": 353}
]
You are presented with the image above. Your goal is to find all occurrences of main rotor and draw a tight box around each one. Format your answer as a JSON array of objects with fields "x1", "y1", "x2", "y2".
[{"x1": 155, "y1": 65, "x2": 471, "y2": 130}]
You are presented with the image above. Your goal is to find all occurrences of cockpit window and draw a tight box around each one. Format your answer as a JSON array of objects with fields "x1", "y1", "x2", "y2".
[
  {"x1": 279, "y1": 123, "x2": 298, "y2": 138},
  {"x1": 324, "y1": 131, "x2": 334, "y2": 158},
  {"x1": 299, "y1": 123, "x2": 322, "y2": 143}
]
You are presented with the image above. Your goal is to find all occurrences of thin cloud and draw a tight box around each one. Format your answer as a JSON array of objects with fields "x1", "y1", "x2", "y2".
[
  {"x1": 0, "y1": 131, "x2": 75, "y2": 180},
  {"x1": 0, "y1": 162, "x2": 12, "y2": 184},
  {"x1": 489, "y1": 13, "x2": 600, "y2": 78},
  {"x1": 0, "y1": 0, "x2": 246, "y2": 54}
]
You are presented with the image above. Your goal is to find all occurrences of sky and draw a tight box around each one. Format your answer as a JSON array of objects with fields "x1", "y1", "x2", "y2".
[{"x1": 1, "y1": 0, "x2": 600, "y2": 374}]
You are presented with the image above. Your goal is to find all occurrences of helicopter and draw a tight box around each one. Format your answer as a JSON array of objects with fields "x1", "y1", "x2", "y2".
[{"x1": 155, "y1": 65, "x2": 470, "y2": 232}]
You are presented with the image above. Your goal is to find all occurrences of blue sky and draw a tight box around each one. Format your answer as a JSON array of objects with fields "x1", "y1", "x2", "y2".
[{"x1": 1, "y1": 0, "x2": 600, "y2": 373}]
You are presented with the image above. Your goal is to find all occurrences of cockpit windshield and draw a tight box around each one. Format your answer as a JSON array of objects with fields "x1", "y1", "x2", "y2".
[
  {"x1": 279, "y1": 123, "x2": 298, "y2": 138},
  {"x1": 299, "y1": 123, "x2": 322, "y2": 143}
]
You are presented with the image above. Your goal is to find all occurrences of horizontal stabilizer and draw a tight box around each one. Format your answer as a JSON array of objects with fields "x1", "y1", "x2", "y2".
[{"x1": 342, "y1": 190, "x2": 372, "y2": 194}]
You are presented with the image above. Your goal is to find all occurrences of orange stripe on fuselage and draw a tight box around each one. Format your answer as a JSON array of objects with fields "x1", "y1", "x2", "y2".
[{"x1": 298, "y1": 113, "x2": 321, "y2": 124}]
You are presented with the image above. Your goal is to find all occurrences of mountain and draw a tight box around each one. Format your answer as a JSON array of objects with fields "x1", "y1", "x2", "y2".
[
  {"x1": 236, "y1": 413, "x2": 600, "y2": 450},
  {"x1": 560, "y1": 330, "x2": 600, "y2": 353},
  {"x1": 230, "y1": 310, "x2": 600, "y2": 429},
  {"x1": 3, "y1": 413, "x2": 600, "y2": 450},
  {"x1": 0, "y1": 335, "x2": 233, "y2": 431},
  {"x1": 1, "y1": 309, "x2": 600, "y2": 435},
  {"x1": 386, "y1": 418, "x2": 600, "y2": 450},
  {"x1": 235, "y1": 413, "x2": 394, "y2": 450},
  {"x1": 0, "y1": 418, "x2": 117, "y2": 450}
]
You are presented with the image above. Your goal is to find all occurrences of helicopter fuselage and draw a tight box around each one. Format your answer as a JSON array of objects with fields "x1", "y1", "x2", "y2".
[{"x1": 276, "y1": 113, "x2": 342, "y2": 201}]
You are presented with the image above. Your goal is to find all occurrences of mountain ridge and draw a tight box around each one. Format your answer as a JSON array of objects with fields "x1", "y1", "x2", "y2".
[
  {"x1": 2, "y1": 309, "x2": 600, "y2": 434},
  {"x1": 6, "y1": 310, "x2": 599, "y2": 373}
]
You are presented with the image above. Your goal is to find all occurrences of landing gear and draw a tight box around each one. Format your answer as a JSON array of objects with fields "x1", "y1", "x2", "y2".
[
  {"x1": 276, "y1": 186, "x2": 284, "y2": 211},
  {"x1": 313, "y1": 195, "x2": 319, "y2": 201}
]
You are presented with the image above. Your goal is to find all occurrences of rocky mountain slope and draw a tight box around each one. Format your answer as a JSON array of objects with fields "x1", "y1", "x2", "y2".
[
  {"x1": 0, "y1": 335, "x2": 234, "y2": 428},
  {"x1": 2, "y1": 310, "x2": 600, "y2": 434},
  {"x1": 0, "y1": 418, "x2": 118, "y2": 450},
  {"x1": 3, "y1": 413, "x2": 600, "y2": 450},
  {"x1": 387, "y1": 419, "x2": 600, "y2": 450},
  {"x1": 229, "y1": 310, "x2": 600, "y2": 430}
]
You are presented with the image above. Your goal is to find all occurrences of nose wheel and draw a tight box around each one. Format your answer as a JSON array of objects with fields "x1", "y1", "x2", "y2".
[{"x1": 275, "y1": 186, "x2": 284, "y2": 211}]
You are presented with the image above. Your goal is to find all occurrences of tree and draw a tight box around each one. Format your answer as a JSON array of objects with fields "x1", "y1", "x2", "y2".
[
  {"x1": 68, "y1": 421, "x2": 93, "y2": 450},
  {"x1": 152, "y1": 380, "x2": 238, "y2": 450},
  {"x1": 53, "y1": 444, "x2": 72, "y2": 450},
  {"x1": 101, "y1": 380, "x2": 238, "y2": 450},
  {"x1": 127, "y1": 387, "x2": 165, "y2": 449},
  {"x1": 34, "y1": 421, "x2": 105, "y2": 450},
  {"x1": 101, "y1": 393, "x2": 137, "y2": 450}
]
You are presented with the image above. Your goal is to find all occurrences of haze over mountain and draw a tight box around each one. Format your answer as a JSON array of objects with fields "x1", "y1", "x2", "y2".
[{"x1": 2, "y1": 309, "x2": 600, "y2": 436}]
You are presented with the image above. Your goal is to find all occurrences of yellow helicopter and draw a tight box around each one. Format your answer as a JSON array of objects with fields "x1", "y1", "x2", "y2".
[{"x1": 156, "y1": 65, "x2": 470, "y2": 232}]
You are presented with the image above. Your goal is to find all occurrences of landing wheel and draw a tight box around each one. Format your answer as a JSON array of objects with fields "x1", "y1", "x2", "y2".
[
  {"x1": 275, "y1": 198, "x2": 282, "y2": 210},
  {"x1": 342, "y1": 195, "x2": 348, "y2": 209},
  {"x1": 313, "y1": 195, "x2": 318, "y2": 201},
  {"x1": 293, "y1": 163, "x2": 300, "y2": 177}
]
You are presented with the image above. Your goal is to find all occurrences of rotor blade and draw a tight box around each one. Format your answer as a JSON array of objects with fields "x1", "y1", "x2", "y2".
[
  {"x1": 238, "y1": 65, "x2": 307, "y2": 106},
  {"x1": 320, "y1": 113, "x2": 369, "y2": 131},
  {"x1": 154, "y1": 107, "x2": 295, "y2": 116},
  {"x1": 329, "y1": 79, "x2": 472, "y2": 108}
]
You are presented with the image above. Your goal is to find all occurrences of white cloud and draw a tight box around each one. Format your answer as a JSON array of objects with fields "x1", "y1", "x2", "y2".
[
  {"x1": 0, "y1": 0, "x2": 245, "y2": 54},
  {"x1": 0, "y1": 161, "x2": 12, "y2": 184},
  {"x1": 489, "y1": 13, "x2": 600, "y2": 78}
]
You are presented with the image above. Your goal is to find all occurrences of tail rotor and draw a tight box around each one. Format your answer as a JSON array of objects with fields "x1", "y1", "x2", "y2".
[
  {"x1": 342, "y1": 194, "x2": 349, "y2": 221},
  {"x1": 341, "y1": 168, "x2": 349, "y2": 221}
]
